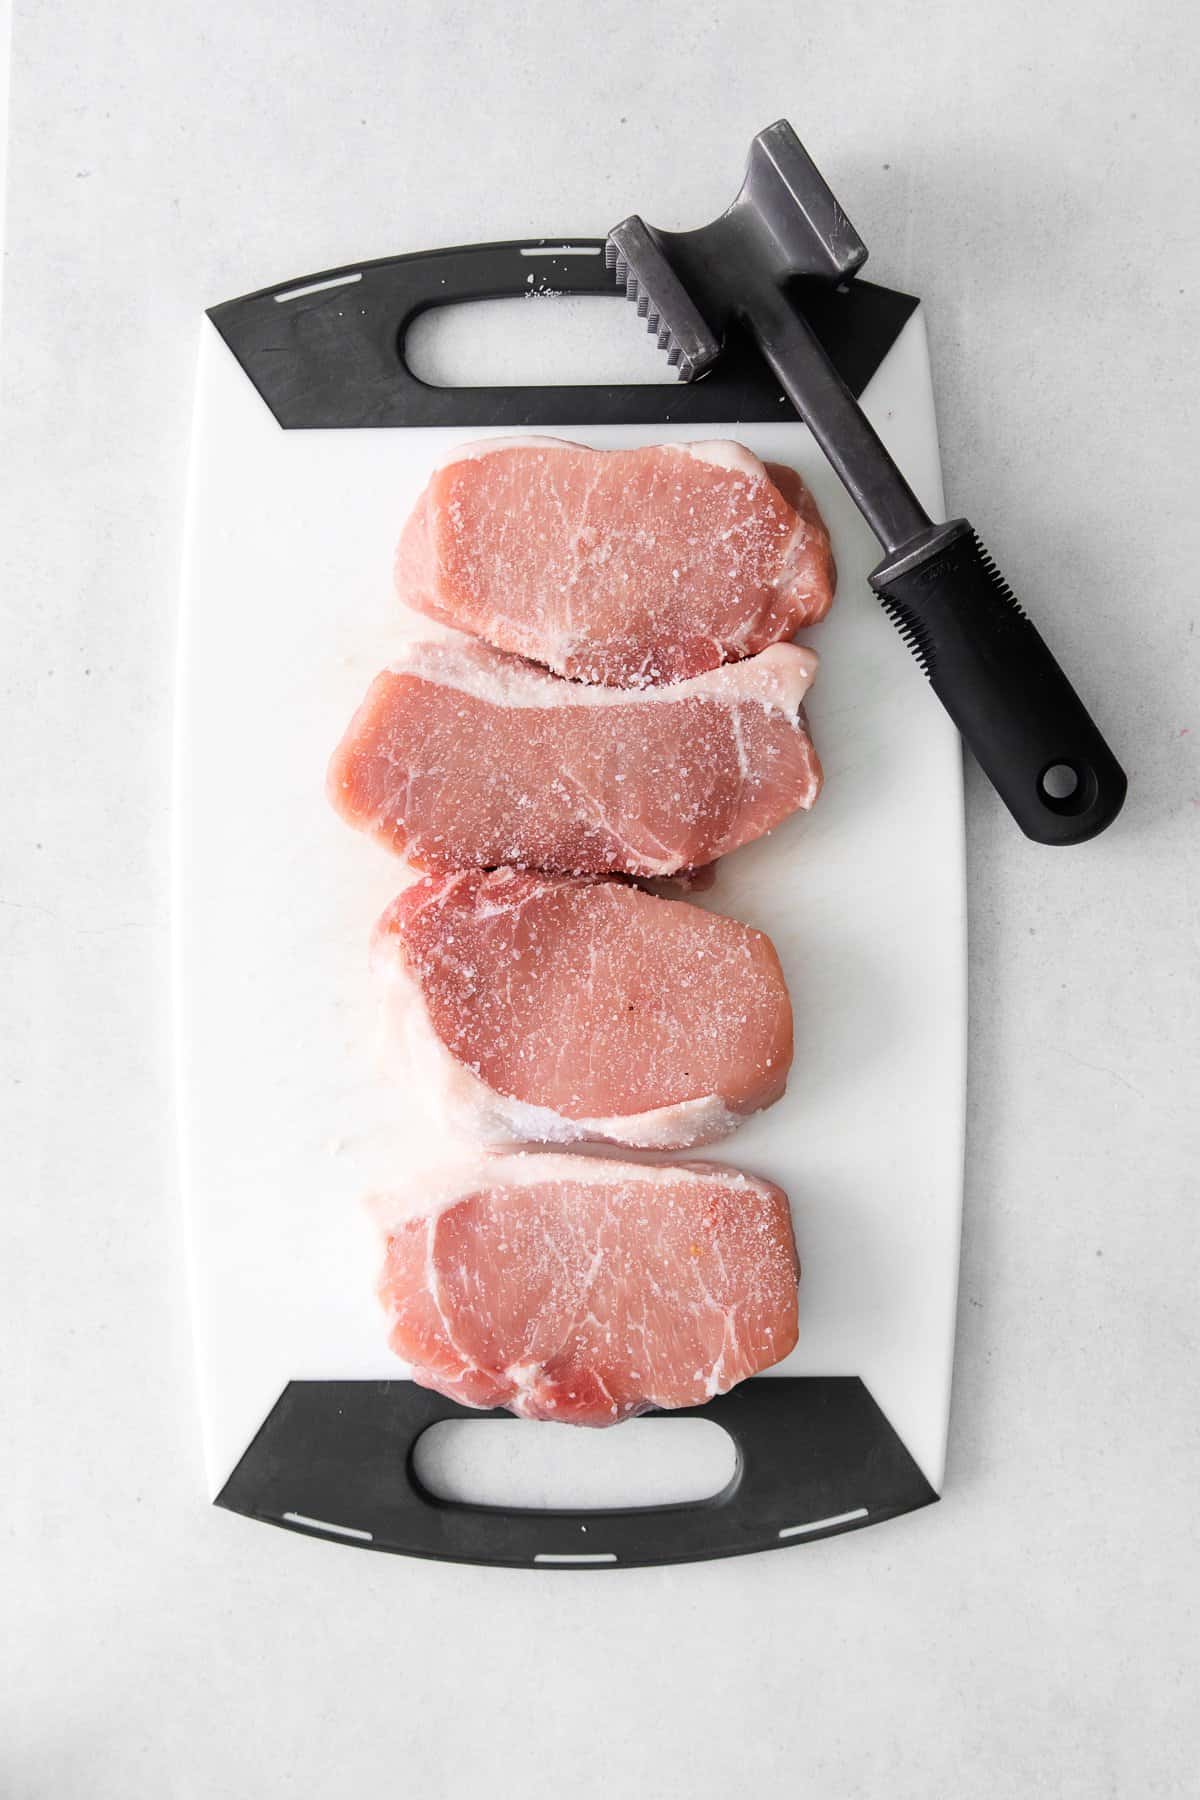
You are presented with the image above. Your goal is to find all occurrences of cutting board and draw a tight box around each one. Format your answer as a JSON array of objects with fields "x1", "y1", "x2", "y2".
[{"x1": 175, "y1": 240, "x2": 965, "y2": 1567}]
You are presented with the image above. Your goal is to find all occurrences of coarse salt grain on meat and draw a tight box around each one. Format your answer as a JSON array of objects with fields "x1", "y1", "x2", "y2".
[
  {"x1": 373, "y1": 868, "x2": 794, "y2": 1150},
  {"x1": 372, "y1": 1153, "x2": 800, "y2": 1424},
  {"x1": 327, "y1": 637, "x2": 822, "y2": 878},
  {"x1": 394, "y1": 436, "x2": 836, "y2": 686}
]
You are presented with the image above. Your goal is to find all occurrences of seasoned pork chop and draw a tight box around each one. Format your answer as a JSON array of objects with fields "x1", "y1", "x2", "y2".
[
  {"x1": 374, "y1": 1154, "x2": 800, "y2": 1424},
  {"x1": 328, "y1": 638, "x2": 822, "y2": 877},
  {"x1": 394, "y1": 436, "x2": 835, "y2": 685},
  {"x1": 374, "y1": 869, "x2": 793, "y2": 1149}
]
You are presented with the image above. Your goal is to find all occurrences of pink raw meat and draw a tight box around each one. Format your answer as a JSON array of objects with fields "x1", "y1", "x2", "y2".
[
  {"x1": 394, "y1": 436, "x2": 836, "y2": 686},
  {"x1": 327, "y1": 637, "x2": 822, "y2": 877},
  {"x1": 373, "y1": 1153, "x2": 800, "y2": 1424},
  {"x1": 373, "y1": 868, "x2": 793, "y2": 1150}
]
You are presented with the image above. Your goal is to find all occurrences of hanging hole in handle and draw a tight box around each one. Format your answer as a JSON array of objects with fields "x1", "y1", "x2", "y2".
[
  {"x1": 1039, "y1": 761, "x2": 1098, "y2": 816},
  {"x1": 1041, "y1": 763, "x2": 1079, "y2": 801},
  {"x1": 412, "y1": 1416, "x2": 736, "y2": 1510}
]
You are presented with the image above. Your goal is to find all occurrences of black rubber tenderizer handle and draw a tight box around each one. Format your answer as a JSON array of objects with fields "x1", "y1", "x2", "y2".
[{"x1": 870, "y1": 522, "x2": 1127, "y2": 844}]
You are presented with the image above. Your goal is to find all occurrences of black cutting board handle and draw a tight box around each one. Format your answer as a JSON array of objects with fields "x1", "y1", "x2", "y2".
[
  {"x1": 216, "y1": 1379, "x2": 935, "y2": 1569},
  {"x1": 207, "y1": 239, "x2": 919, "y2": 430}
]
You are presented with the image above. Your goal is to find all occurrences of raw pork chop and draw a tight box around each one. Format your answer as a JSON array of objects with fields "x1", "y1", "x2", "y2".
[
  {"x1": 374, "y1": 869, "x2": 793, "y2": 1150},
  {"x1": 327, "y1": 637, "x2": 822, "y2": 877},
  {"x1": 373, "y1": 1153, "x2": 800, "y2": 1424},
  {"x1": 394, "y1": 436, "x2": 836, "y2": 685}
]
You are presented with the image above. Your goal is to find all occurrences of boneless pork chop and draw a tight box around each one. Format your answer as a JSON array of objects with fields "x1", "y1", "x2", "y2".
[
  {"x1": 394, "y1": 437, "x2": 836, "y2": 686},
  {"x1": 327, "y1": 638, "x2": 822, "y2": 877},
  {"x1": 373, "y1": 1154, "x2": 800, "y2": 1424},
  {"x1": 374, "y1": 869, "x2": 793, "y2": 1150}
]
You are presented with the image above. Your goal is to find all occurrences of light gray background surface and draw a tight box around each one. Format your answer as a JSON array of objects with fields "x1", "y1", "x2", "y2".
[{"x1": 3, "y1": 4, "x2": 1197, "y2": 1796}]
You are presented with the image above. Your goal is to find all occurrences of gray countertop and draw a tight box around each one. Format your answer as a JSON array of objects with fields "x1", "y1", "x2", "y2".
[{"x1": 3, "y1": 3, "x2": 1197, "y2": 1795}]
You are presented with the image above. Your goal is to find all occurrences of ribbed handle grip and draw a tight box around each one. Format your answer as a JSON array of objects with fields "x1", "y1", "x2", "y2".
[{"x1": 871, "y1": 522, "x2": 1127, "y2": 844}]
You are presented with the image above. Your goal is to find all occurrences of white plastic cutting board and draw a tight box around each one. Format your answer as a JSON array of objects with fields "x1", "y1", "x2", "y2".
[{"x1": 175, "y1": 307, "x2": 965, "y2": 1501}]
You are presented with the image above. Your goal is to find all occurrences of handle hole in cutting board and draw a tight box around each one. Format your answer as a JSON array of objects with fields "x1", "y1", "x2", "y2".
[
  {"x1": 413, "y1": 1417, "x2": 736, "y2": 1510},
  {"x1": 405, "y1": 295, "x2": 677, "y2": 389}
]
